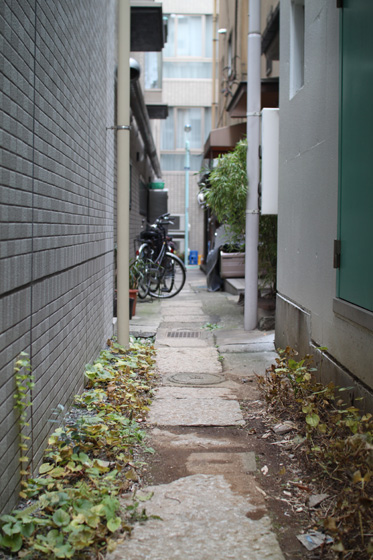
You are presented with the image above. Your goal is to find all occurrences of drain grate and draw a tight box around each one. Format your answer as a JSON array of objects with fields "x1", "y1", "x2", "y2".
[{"x1": 167, "y1": 331, "x2": 201, "y2": 338}]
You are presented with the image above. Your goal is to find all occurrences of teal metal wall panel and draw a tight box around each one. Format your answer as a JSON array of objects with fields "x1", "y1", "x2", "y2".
[{"x1": 338, "y1": 0, "x2": 373, "y2": 312}]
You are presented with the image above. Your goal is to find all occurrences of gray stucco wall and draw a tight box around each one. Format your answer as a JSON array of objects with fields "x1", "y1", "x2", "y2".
[
  {"x1": 1, "y1": 0, "x2": 117, "y2": 512},
  {"x1": 276, "y1": 1, "x2": 373, "y2": 405}
]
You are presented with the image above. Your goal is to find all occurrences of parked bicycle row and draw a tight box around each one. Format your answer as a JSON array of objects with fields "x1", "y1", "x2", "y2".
[{"x1": 133, "y1": 213, "x2": 186, "y2": 299}]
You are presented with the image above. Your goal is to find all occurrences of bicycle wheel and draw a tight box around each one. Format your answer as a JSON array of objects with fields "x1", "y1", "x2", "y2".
[
  {"x1": 148, "y1": 253, "x2": 186, "y2": 299},
  {"x1": 137, "y1": 260, "x2": 150, "y2": 299},
  {"x1": 136, "y1": 246, "x2": 152, "y2": 299}
]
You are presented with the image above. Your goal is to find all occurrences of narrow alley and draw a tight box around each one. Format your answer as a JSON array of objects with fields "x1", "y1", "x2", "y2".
[{"x1": 108, "y1": 269, "x2": 288, "y2": 559}]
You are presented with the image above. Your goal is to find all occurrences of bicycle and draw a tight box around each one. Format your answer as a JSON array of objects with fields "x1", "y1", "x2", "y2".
[{"x1": 136, "y1": 214, "x2": 186, "y2": 299}]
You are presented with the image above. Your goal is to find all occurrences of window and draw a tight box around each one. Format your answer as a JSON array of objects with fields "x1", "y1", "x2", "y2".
[
  {"x1": 290, "y1": 0, "x2": 305, "y2": 98},
  {"x1": 145, "y1": 52, "x2": 162, "y2": 89},
  {"x1": 176, "y1": 108, "x2": 203, "y2": 149},
  {"x1": 163, "y1": 61, "x2": 211, "y2": 79},
  {"x1": 177, "y1": 16, "x2": 202, "y2": 56},
  {"x1": 160, "y1": 107, "x2": 211, "y2": 151},
  {"x1": 164, "y1": 14, "x2": 212, "y2": 57},
  {"x1": 161, "y1": 109, "x2": 174, "y2": 150},
  {"x1": 160, "y1": 154, "x2": 203, "y2": 172},
  {"x1": 204, "y1": 107, "x2": 211, "y2": 145},
  {"x1": 163, "y1": 14, "x2": 212, "y2": 78}
]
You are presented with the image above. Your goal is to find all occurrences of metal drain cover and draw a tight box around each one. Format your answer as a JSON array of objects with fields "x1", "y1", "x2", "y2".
[
  {"x1": 168, "y1": 372, "x2": 225, "y2": 385},
  {"x1": 167, "y1": 331, "x2": 201, "y2": 338}
]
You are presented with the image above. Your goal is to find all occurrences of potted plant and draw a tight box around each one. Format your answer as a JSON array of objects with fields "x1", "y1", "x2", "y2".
[{"x1": 129, "y1": 258, "x2": 145, "y2": 316}]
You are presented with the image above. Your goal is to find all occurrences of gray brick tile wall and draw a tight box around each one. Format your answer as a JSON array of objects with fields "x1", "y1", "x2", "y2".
[{"x1": 1, "y1": 0, "x2": 117, "y2": 513}]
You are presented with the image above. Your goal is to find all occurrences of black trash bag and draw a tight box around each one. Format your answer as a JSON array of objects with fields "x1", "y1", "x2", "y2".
[{"x1": 206, "y1": 246, "x2": 223, "y2": 292}]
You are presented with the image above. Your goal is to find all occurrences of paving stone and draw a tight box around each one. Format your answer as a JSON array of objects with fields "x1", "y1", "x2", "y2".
[
  {"x1": 221, "y1": 351, "x2": 278, "y2": 377},
  {"x1": 160, "y1": 314, "x2": 208, "y2": 323},
  {"x1": 129, "y1": 326, "x2": 158, "y2": 338},
  {"x1": 215, "y1": 329, "x2": 275, "y2": 344},
  {"x1": 162, "y1": 308, "x2": 206, "y2": 316},
  {"x1": 107, "y1": 475, "x2": 285, "y2": 560},
  {"x1": 214, "y1": 329, "x2": 276, "y2": 353},
  {"x1": 150, "y1": 428, "x2": 247, "y2": 449},
  {"x1": 156, "y1": 336, "x2": 211, "y2": 348},
  {"x1": 118, "y1": 270, "x2": 285, "y2": 560},
  {"x1": 156, "y1": 347, "x2": 222, "y2": 375},
  {"x1": 153, "y1": 387, "x2": 235, "y2": 400},
  {"x1": 148, "y1": 395, "x2": 245, "y2": 426},
  {"x1": 186, "y1": 451, "x2": 256, "y2": 474},
  {"x1": 161, "y1": 302, "x2": 203, "y2": 311}
]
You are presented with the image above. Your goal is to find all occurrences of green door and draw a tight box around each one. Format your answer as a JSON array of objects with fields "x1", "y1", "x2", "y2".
[{"x1": 338, "y1": 0, "x2": 373, "y2": 312}]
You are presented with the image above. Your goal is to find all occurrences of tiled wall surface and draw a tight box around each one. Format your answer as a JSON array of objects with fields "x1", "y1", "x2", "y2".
[{"x1": 1, "y1": 0, "x2": 117, "y2": 512}]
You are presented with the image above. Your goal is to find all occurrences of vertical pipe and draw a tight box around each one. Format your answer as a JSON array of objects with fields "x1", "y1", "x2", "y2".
[
  {"x1": 244, "y1": 0, "x2": 261, "y2": 330},
  {"x1": 184, "y1": 138, "x2": 190, "y2": 268},
  {"x1": 212, "y1": 0, "x2": 217, "y2": 128},
  {"x1": 117, "y1": 0, "x2": 130, "y2": 346}
]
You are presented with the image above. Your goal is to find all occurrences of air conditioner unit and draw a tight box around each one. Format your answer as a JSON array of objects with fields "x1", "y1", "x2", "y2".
[
  {"x1": 171, "y1": 237, "x2": 185, "y2": 254},
  {"x1": 168, "y1": 214, "x2": 185, "y2": 234}
]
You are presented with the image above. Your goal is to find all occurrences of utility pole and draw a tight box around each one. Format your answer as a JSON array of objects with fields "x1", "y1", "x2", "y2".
[
  {"x1": 184, "y1": 124, "x2": 191, "y2": 268},
  {"x1": 116, "y1": 0, "x2": 130, "y2": 346},
  {"x1": 244, "y1": 0, "x2": 261, "y2": 330}
]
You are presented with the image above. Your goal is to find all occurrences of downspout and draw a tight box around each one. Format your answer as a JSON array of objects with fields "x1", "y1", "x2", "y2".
[
  {"x1": 117, "y1": 0, "x2": 130, "y2": 346},
  {"x1": 130, "y1": 80, "x2": 162, "y2": 178},
  {"x1": 212, "y1": 0, "x2": 217, "y2": 128},
  {"x1": 244, "y1": 0, "x2": 261, "y2": 330},
  {"x1": 234, "y1": 0, "x2": 238, "y2": 78}
]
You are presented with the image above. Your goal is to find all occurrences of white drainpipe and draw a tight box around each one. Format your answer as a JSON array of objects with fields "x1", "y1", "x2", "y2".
[
  {"x1": 116, "y1": 0, "x2": 130, "y2": 346},
  {"x1": 244, "y1": 0, "x2": 261, "y2": 330}
]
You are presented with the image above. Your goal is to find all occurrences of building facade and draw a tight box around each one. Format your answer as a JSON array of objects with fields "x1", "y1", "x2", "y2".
[
  {"x1": 0, "y1": 0, "x2": 164, "y2": 512},
  {"x1": 201, "y1": 0, "x2": 279, "y2": 263},
  {"x1": 147, "y1": 0, "x2": 214, "y2": 259},
  {"x1": 276, "y1": 0, "x2": 373, "y2": 410}
]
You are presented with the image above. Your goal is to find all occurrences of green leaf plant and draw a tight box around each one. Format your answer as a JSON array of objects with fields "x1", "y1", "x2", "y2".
[
  {"x1": 201, "y1": 138, "x2": 248, "y2": 248},
  {"x1": 13, "y1": 352, "x2": 35, "y2": 499},
  {"x1": 0, "y1": 339, "x2": 157, "y2": 559},
  {"x1": 256, "y1": 347, "x2": 373, "y2": 559},
  {"x1": 199, "y1": 138, "x2": 277, "y2": 294}
]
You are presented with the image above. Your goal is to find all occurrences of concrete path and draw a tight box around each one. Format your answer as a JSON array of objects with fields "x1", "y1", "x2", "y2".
[{"x1": 108, "y1": 269, "x2": 284, "y2": 560}]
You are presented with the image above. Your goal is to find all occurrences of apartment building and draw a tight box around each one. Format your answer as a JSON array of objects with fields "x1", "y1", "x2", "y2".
[
  {"x1": 201, "y1": 1, "x2": 279, "y2": 262},
  {"x1": 145, "y1": 0, "x2": 214, "y2": 258}
]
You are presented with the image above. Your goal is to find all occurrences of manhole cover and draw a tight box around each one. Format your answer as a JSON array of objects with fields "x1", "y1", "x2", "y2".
[
  {"x1": 167, "y1": 331, "x2": 201, "y2": 338},
  {"x1": 168, "y1": 372, "x2": 225, "y2": 385}
]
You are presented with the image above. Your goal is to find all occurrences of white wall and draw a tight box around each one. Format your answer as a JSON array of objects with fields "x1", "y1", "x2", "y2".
[
  {"x1": 277, "y1": 1, "x2": 373, "y2": 393},
  {"x1": 162, "y1": 0, "x2": 213, "y2": 15},
  {"x1": 163, "y1": 80, "x2": 212, "y2": 107}
]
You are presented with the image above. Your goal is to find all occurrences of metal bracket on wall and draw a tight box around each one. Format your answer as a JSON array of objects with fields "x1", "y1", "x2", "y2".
[
  {"x1": 333, "y1": 239, "x2": 341, "y2": 269},
  {"x1": 106, "y1": 125, "x2": 131, "y2": 131}
]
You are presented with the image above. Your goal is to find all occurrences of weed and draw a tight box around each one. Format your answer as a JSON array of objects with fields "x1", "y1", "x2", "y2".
[
  {"x1": 13, "y1": 353, "x2": 34, "y2": 499},
  {"x1": 257, "y1": 347, "x2": 373, "y2": 559},
  {"x1": 202, "y1": 323, "x2": 221, "y2": 331},
  {"x1": 0, "y1": 339, "x2": 157, "y2": 559}
]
